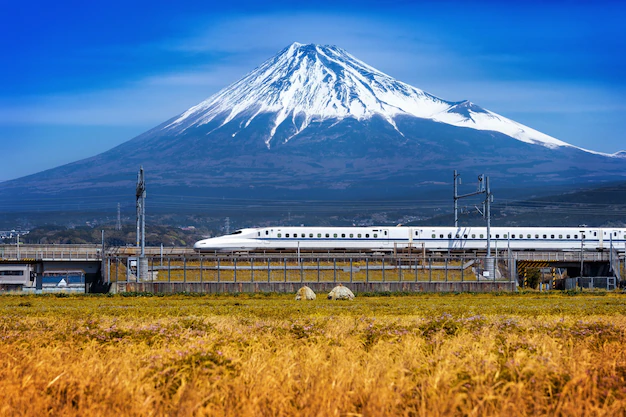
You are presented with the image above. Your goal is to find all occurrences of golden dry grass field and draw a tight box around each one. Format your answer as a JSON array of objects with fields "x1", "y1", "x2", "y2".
[{"x1": 1, "y1": 292, "x2": 626, "y2": 416}]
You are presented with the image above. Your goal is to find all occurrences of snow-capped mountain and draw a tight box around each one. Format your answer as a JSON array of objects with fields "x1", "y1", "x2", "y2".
[
  {"x1": 164, "y1": 42, "x2": 590, "y2": 153},
  {"x1": 0, "y1": 42, "x2": 624, "y2": 216}
]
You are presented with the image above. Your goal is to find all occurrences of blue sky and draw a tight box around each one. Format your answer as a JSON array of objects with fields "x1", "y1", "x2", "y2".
[{"x1": 1, "y1": 0, "x2": 625, "y2": 182}]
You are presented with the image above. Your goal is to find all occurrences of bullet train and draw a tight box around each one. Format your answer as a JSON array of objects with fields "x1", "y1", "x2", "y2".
[{"x1": 194, "y1": 226, "x2": 626, "y2": 252}]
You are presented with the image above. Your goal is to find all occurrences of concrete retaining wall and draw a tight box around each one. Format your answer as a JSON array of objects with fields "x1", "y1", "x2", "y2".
[{"x1": 112, "y1": 281, "x2": 517, "y2": 294}]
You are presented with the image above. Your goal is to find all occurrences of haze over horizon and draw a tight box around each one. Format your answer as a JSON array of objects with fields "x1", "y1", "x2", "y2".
[{"x1": 2, "y1": 0, "x2": 625, "y2": 182}]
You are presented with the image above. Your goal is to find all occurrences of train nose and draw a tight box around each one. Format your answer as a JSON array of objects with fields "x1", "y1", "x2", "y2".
[{"x1": 193, "y1": 240, "x2": 208, "y2": 250}]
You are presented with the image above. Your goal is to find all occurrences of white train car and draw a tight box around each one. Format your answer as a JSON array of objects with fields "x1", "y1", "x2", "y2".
[{"x1": 194, "y1": 226, "x2": 626, "y2": 252}]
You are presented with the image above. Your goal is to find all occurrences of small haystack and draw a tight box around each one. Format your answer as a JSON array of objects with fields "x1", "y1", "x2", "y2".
[
  {"x1": 295, "y1": 286, "x2": 316, "y2": 300},
  {"x1": 327, "y1": 284, "x2": 355, "y2": 300}
]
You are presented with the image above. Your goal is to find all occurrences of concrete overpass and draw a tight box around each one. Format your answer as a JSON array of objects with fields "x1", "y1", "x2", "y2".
[{"x1": 0, "y1": 244, "x2": 623, "y2": 293}]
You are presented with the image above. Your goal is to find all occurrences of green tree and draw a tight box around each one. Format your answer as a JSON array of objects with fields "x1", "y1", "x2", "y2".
[{"x1": 526, "y1": 267, "x2": 542, "y2": 289}]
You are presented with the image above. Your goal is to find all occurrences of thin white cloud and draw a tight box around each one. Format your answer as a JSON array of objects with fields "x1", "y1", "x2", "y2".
[{"x1": 0, "y1": 66, "x2": 242, "y2": 126}]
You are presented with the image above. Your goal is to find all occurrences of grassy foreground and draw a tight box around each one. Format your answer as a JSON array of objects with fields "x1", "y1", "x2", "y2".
[{"x1": 1, "y1": 292, "x2": 626, "y2": 416}]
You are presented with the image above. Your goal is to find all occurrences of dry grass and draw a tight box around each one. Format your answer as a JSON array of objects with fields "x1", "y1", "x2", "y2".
[{"x1": 1, "y1": 293, "x2": 626, "y2": 416}]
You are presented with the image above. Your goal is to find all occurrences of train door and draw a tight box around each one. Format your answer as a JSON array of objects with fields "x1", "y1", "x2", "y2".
[
  {"x1": 413, "y1": 229, "x2": 426, "y2": 251},
  {"x1": 607, "y1": 230, "x2": 620, "y2": 250},
  {"x1": 381, "y1": 229, "x2": 390, "y2": 246},
  {"x1": 592, "y1": 229, "x2": 602, "y2": 250},
  {"x1": 262, "y1": 229, "x2": 272, "y2": 247}
]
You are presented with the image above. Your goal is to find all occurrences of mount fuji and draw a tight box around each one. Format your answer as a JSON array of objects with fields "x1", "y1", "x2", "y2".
[
  {"x1": 0, "y1": 42, "x2": 624, "y2": 214},
  {"x1": 166, "y1": 42, "x2": 581, "y2": 152}
]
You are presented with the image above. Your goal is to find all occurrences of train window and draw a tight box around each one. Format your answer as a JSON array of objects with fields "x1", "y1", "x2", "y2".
[
  {"x1": 366, "y1": 234, "x2": 370, "y2": 238},
  {"x1": 432, "y1": 234, "x2": 436, "y2": 238},
  {"x1": 440, "y1": 234, "x2": 444, "y2": 239},
  {"x1": 535, "y1": 234, "x2": 539, "y2": 239},
  {"x1": 480, "y1": 234, "x2": 484, "y2": 238},
  {"x1": 258, "y1": 232, "x2": 260, "y2": 237},
  {"x1": 512, "y1": 234, "x2": 516, "y2": 238},
  {"x1": 309, "y1": 233, "x2": 313, "y2": 238},
  {"x1": 527, "y1": 234, "x2": 531, "y2": 238},
  {"x1": 286, "y1": 233, "x2": 290, "y2": 238},
  {"x1": 464, "y1": 234, "x2": 468, "y2": 238},
  {"x1": 472, "y1": 234, "x2": 476, "y2": 238},
  {"x1": 333, "y1": 234, "x2": 338, "y2": 238},
  {"x1": 415, "y1": 231, "x2": 419, "y2": 236},
  {"x1": 567, "y1": 234, "x2": 570, "y2": 239},
  {"x1": 495, "y1": 234, "x2": 500, "y2": 238},
  {"x1": 374, "y1": 234, "x2": 378, "y2": 238},
  {"x1": 325, "y1": 233, "x2": 330, "y2": 238},
  {"x1": 384, "y1": 231, "x2": 387, "y2": 236},
  {"x1": 551, "y1": 234, "x2": 555, "y2": 239},
  {"x1": 455, "y1": 234, "x2": 460, "y2": 238},
  {"x1": 266, "y1": 230, "x2": 269, "y2": 235},
  {"x1": 559, "y1": 235, "x2": 562, "y2": 239},
  {"x1": 542, "y1": 234, "x2": 546, "y2": 239},
  {"x1": 317, "y1": 233, "x2": 321, "y2": 238},
  {"x1": 614, "y1": 232, "x2": 617, "y2": 237},
  {"x1": 594, "y1": 232, "x2": 597, "y2": 237},
  {"x1": 350, "y1": 234, "x2": 354, "y2": 238},
  {"x1": 574, "y1": 234, "x2": 578, "y2": 239},
  {"x1": 504, "y1": 234, "x2": 508, "y2": 238},
  {"x1": 358, "y1": 234, "x2": 362, "y2": 238},
  {"x1": 278, "y1": 233, "x2": 282, "y2": 238},
  {"x1": 341, "y1": 234, "x2": 345, "y2": 238},
  {"x1": 448, "y1": 233, "x2": 452, "y2": 238}
]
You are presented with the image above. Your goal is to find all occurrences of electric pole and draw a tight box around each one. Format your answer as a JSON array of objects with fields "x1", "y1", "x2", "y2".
[
  {"x1": 453, "y1": 171, "x2": 485, "y2": 227},
  {"x1": 454, "y1": 170, "x2": 460, "y2": 227},
  {"x1": 136, "y1": 167, "x2": 147, "y2": 281},
  {"x1": 479, "y1": 174, "x2": 494, "y2": 279},
  {"x1": 116, "y1": 203, "x2": 121, "y2": 231},
  {"x1": 484, "y1": 175, "x2": 493, "y2": 257},
  {"x1": 452, "y1": 171, "x2": 495, "y2": 279}
]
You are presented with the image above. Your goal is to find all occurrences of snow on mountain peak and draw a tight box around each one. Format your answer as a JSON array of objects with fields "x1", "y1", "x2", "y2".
[
  {"x1": 164, "y1": 42, "x2": 594, "y2": 153},
  {"x1": 166, "y1": 42, "x2": 449, "y2": 145}
]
